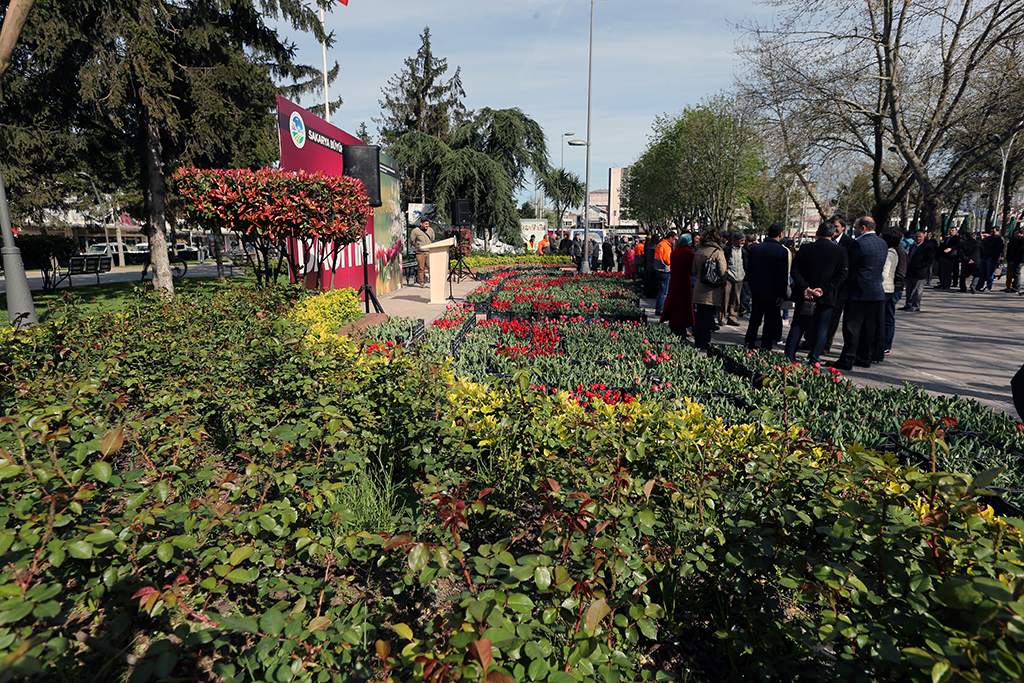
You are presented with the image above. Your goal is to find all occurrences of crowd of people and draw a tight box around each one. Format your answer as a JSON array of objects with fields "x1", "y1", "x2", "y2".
[{"x1": 634, "y1": 218, "x2": 1024, "y2": 371}]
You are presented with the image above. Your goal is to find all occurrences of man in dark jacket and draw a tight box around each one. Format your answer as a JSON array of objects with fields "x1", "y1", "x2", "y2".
[
  {"x1": 936, "y1": 226, "x2": 961, "y2": 289},
  {"x1": 1003, "y1": 227, "x2": 1024, "y2": 293},
  {"x1": 743, "y1": 223, "x2": 790, "y2": 351},
  {"x1": 902, "y1": 229, "x2": 939, "y2": 311},
  {"x1": 978, "y1": 230, "x2": 1005, "y2": 291},
  {"x1": 785, "y1": 222, "x2": 849, "y2": 364},
  {"x1": 958, "y1": 231, "x2": 981, "y2": 292},
  {"x1": 831, "y1": 217, "x2": 887, "y2": 371}
]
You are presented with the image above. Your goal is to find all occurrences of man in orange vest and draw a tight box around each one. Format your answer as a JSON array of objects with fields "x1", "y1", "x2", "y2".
[{"x1": 653, "y1": 232, "x2": 677, "y2": 315}]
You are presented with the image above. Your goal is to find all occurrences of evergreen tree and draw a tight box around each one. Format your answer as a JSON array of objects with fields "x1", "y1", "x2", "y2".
[{"x1": 375, "y1": 26, "x2": 468, "y2": 205}]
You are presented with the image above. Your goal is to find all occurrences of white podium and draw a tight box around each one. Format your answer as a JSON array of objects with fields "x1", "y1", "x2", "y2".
[{"x1": 425, "y1": 238, "x2": 455, "y2": 304}]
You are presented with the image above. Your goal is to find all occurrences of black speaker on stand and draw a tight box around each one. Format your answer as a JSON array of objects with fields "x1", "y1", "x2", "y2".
[{"x1": 343, "y1": 144, "x2": 385, "y2": 314}]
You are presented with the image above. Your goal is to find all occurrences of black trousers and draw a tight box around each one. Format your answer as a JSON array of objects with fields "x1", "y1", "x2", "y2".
[
  {"x1": 744, "y1": 297, "x2": 783, "y2": 350},
  {"x1": 837, "y1": 299, "x2": 883, "y2": 368},
  {"x1": 937, "y1": 258, "x2": 958, "y2": 289}
]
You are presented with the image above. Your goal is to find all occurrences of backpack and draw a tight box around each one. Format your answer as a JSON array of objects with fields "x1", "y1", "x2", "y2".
[{"x1": 700, "y1": 254, "x2": 724, "y2": 287}]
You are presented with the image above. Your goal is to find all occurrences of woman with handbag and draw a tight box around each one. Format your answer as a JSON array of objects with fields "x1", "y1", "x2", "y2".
[{"x1": 691, "y1": 228, "x2": 727, "y2": 350}]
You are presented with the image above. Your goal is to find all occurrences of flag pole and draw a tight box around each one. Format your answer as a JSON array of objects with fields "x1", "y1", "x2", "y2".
[{"x1": 320, "y1": 7, "x2": 330, "y2": 123}]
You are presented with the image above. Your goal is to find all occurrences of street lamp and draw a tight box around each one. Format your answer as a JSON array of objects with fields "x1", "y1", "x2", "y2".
[
  {"x1": 77, "y1": 172, "x2": 124, "y2": 266},
  {"x1": 0, "y1": 165, "x2": 38, "y2": 325},
  {"x1": 569, "y1": 0, "x2": 597, "y2": 274},
  {"x1": 561, "y1": 131, "x2": 575, "y2": 169},
  {"x1": 989, "y1": 131, "x2": 1020, "y2": 231}
]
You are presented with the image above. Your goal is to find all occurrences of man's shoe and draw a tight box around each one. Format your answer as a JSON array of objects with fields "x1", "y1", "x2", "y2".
[
  {"x1": 853, "y1": 359, "x2": 872, "y2": 368},
  {"x1": 828, "y1": 361, "x2": 853, "y2": 371},
  {"x1": 969, "y1": 285, "x2": 976, "y2": 293},
  {"x1": 726, "y1": 320, "x2": 740, "y2": 326}
]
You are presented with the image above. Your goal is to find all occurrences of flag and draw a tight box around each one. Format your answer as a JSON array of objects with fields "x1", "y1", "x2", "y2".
[{"x1": 337, "y1": 0, "x2": 349, "y2": 5}]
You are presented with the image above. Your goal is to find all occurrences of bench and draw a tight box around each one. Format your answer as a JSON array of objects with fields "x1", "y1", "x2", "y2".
[
  {"x1": 61, "y1": 255, "x2": 113, "y2": 286},
  {"x1": 402, "y1": 260, "x2": 418, "y2": 285}
]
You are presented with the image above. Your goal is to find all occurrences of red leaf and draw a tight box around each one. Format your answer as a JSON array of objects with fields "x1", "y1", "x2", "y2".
[{"x1": 466, "y1": 638, "x2": 493, "y2": 671}]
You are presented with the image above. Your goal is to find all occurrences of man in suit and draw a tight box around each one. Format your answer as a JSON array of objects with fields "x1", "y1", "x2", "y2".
[
  {"x1": 820, "y1": 215, "x2": 852, "y2": 353},
  {"x1": 743, "y1": 223, "x2": 791, "y2": 351},
  {"x1": 785, "y1": 222, "x2": 849, "y2": 364},
  {"x1": 936, "y1": 226, "x2": 960, "y2": 289},
  {"x1": 902, "y1": 229, "x2": 938, "y2": 311},
  {"x1": 831, "y1": 216, "x2": 887, "y2": 370}
]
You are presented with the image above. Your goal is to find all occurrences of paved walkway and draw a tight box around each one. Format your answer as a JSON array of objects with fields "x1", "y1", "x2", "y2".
[
  {"x1": 5, "y1": 265, "x2": 1020, "y2": 418},
  {"x1": 639, "y1": 285, "x2": 1023, "y2": 419}
]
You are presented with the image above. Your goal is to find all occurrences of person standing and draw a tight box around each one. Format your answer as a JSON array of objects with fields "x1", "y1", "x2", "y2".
[
  {"x1": 653, "y1": 232, "x2": 677, "y2": 316},
  {"x1": 602, "y1": 239, "x2": 615, "y2": 272},
  {"x1": 721, "y1": 231, "x2": 747, "y2": 326},
  {"x1": 785, "y1": 222, "x2": 848, "y2": 365},
  {"x1": 831, "y1": 217, "x2": 887, "y2": 370},
  {"x1": 743, "y1": 223, "x2": 790, "y2": 351},
  {"x1": 537, "y1": 233, "x2": 551, "y2": 255},
  {"x1": 409, "y1": 218, "x2": 435, "y2": 287},
  {"x1": 936, "y1": 226, "x2": 961, "y2": 289},
  {"x1": 821, "y1": 215, "x2": 853, "y2": 354},
  {"x1": 571, "y1": 235, "x2": 583, "y2": 269},
  {"x1": 958, "y1": 230, "x2": 981, "y2": 292},
  {"x1": 660, "y1": 234, "x2": 695, "y2": 338},
  {"x1": 880, "y1": 230, "x2": 907, "y2": 356},
  {"x1": 691, "y1": 228, "x2": 727, "y2": 350},
  {"x1": 1003, "y1": 227, "x2": 1024, "y2": 293},
  {"x1": 902, "y1": 229, "x2": 938, "y2": 312},
  {"x1": 978, "y1": 229, "x2": 1005, "y2": 291}
]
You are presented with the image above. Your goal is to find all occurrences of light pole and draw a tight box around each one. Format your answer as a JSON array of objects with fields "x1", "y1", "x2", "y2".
[
  {"x1": 561, "y1": 131, "x2": 575, "y2": 169},
  {"x1": 77, "y1": 172, "x2": 123, "y2": 266},
  {"x1": 573, "y1": 0, "x2": 596, "y2": 274},
  {"x1": 0, "y1": 164, "x2": 38, "y2": 325},
  {"x1": 990, "y1": 131, "x2": 1020, "y2": 232}
]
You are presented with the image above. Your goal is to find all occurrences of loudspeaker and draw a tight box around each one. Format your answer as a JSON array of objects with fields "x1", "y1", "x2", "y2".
[
  {"x1": 342, "y1": 144, "x2": 382, "y2": 207},
  {"x1": 453, "y1": 198, "x2": 471, "y2": 226}
]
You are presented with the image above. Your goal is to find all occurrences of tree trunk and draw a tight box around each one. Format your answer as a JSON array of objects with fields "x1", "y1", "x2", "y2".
[
  {"x1": 143, "y1": 107, "x2": 174, "y2": 296},
  {"x1": 920, "y1": 194, "x2": 941, "y2": 235},
  {"x1": 0, "y1": 0, "x2": 36, "y2": 94}
]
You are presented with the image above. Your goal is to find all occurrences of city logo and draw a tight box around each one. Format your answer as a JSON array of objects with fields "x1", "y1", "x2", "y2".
[{"x1": 289, "y1": 112, "x2": 306, "y2": 149}]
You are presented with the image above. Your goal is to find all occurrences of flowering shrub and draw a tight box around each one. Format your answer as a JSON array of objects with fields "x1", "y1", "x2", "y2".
[{"x1": 174, "y1": 167, "x2": 372, "y2": 285}]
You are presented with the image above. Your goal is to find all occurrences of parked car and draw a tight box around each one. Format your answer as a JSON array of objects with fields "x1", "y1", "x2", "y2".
[{"x1": 85, "y1": 242, "x2": 130, "y2": 256}]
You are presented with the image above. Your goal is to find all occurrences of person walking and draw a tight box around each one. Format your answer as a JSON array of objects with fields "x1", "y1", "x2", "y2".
[
  {"x1": 743, "y1": 223, "x2": 790, "y2": 351},
  {"x1": 660, "y1": 234, "x2": 695, "y2": 338},
  {"x1": 409, "y1": 218, "x2": 436, "y2": 287},
  {"x1": 830, "y1": 217, "x2": 887, "y2": 371},
  {"x1": 691, "y1": 228, "x2": 727, "y2": 350},
  {"x1": 902, "y1": 229, "x2": 938, "y2": 312},
  {"x1": 785, "y1": 222, "x2": 849, "y2": 365},
  {"x1": 653, "y1": 232, "x2": 677, "y2": 316},
  {"x1": 978, "y1": 229, "x2": 1005, "y2": 291}
]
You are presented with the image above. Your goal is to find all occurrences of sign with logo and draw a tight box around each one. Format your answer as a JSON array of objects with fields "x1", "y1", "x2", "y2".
[{"x1": 276, "y1": 95, "x2": 384, "y2": 292}]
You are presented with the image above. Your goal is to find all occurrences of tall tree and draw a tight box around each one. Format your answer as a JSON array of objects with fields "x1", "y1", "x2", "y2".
[
  {"x1": 739, "y1": 0, "x2": 1024, "y2": 232},
  {"x1": 376, "y1": 26, "x2": 468, "y2": 207},
  {"x1": 542, "y1": 168, "x2": 585, "y2": 237},
  {"x1": 622, "y1": 96, "x2": 762, "y2": 230},
  {"x1": 1, "y1": 0, "x2": 330, "y2": 294}
]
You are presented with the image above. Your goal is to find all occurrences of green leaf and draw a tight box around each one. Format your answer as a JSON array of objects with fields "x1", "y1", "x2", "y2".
[
  {"x1": 931, "y1": 660, "x2": 952, "y2": 683},
  {"x1": 85, "y1": 528, "x2": 117, "y2": 545},
  {"x1": 307, "y1": 615, "x2": 331, "y2": 632},
  {"x1": 259, "y1": 609, "x2": 286, "y2": 636},
  {"x1": 408, "y1": 544, "x2": 429, "y2": 572},
  {"x1": 973, "y1": 577, "x2": 1014, "y2": 603},
  {"x1": 507, "y1": 594, "x2": 535, "y2": 614},
  {"x1": 534, "y1": 566, "x2": 552, "y2": 592},
  {"x1": 91, "y1": 462, "x2": 112, "y2": 484},
  {"x1": 971, "y1": 466, "x2": 1006, "y2": 491},
  {"x1": 220, "y1": 617, "x2": 258, "y2": 634},
  {"x1": 229, "y1": 546, "x2": 254, "y2": 566},
  {"x1": 637, "y1": 618, "x2": 657, "y2": 639},
  {"x1": 394, "y1": 623, "x2": 413, "y2": 639},
  {"x1": 156, "y1": 544, "x2": 174, "y2": 563},
  {"x1": 225, "y1": 568, "x2": 251, "y2": 584},
  {"x1": 528, "y1": 657, "x2": 549, "y2": 681},
  {"x1": 67, "y1": 541, "x2": 93, "y2": 559}
]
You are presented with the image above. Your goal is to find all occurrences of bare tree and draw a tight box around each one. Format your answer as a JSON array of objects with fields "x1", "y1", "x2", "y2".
[{"x1": 738, "y1": 0, "x2": 1024, "y2": 232}]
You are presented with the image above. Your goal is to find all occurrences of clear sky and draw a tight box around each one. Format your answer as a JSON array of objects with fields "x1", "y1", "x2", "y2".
[{"x1": 283, "y1": 0, "x2": 770, "y2": 199}]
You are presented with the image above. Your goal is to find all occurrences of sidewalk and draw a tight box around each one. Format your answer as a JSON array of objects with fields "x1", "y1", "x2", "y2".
[{"x1": 375, "y1": 274, "x2": 479, "y2": 325}]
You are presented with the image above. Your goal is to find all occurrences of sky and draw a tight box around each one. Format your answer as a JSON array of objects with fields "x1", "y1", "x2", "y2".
[{"x1": 280, "y1": 0, "x2": 773, "y2": 201}]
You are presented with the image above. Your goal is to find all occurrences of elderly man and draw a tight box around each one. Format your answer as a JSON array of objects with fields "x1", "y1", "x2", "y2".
[
  {"x1": 786, "y1": 222, "x2": 849, "y2": 364},
  {"x1": 721, "y1": 231, "x2": 747, "y2": 326}
]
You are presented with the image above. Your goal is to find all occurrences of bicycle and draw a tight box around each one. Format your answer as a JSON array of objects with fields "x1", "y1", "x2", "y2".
[{"x1": 139, "y1": 254, "x2": 188, "y2": 281}]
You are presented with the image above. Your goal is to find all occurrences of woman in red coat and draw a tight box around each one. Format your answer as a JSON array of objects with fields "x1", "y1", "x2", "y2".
[{"x1": 660, "y1": 234, "x2": 695, "y2": 337}]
